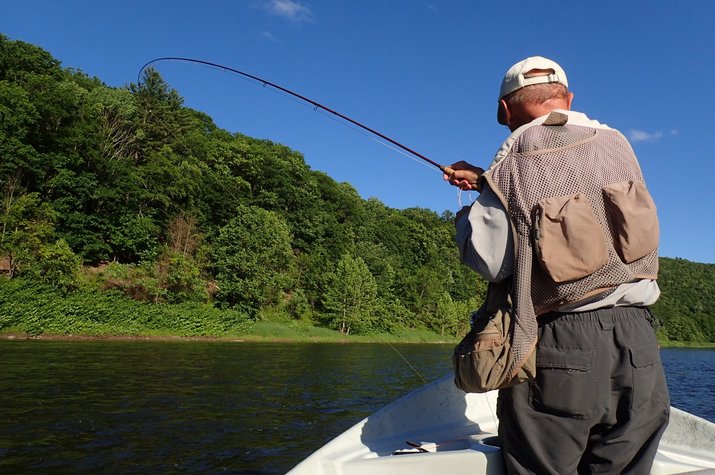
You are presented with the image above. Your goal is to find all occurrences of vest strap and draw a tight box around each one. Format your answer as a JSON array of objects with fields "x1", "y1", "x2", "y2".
[{"x1": 542, "y1": 111, "x2": 569, "y2": 126}]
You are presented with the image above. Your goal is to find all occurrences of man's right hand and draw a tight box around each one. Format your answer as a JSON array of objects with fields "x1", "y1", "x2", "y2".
[{"x1": 443, "y1": 161, "x2": 484, "y2": 191}]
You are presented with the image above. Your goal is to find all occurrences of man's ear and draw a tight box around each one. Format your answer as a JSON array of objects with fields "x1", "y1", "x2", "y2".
[
  {"x1": 566, "y1": 92, "x2": 574, "y2": 110},
  {"x1": 497, "y1": 99, "x2": 511, "y2": 126}
]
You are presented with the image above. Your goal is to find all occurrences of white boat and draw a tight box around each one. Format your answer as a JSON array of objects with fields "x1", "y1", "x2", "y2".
[{"x1": 288, "y1": 374, "x2": 715, "y2": 475}]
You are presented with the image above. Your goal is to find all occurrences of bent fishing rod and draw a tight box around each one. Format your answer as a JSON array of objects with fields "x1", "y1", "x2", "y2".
[{"x1": 138, "y1": 57, "x2": 458, "y2": 177}]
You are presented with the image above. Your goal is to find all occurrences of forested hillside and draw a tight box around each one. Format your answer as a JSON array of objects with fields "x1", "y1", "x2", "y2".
[
  {"x1": 652, "y1": 258, "x2": 715, "y2": 343},
  {"x1": 0, "y1": 35, "x2": 712, "y2": 342},
  {"x1": 0, "y1": 35, "x2": 483, "y2": 338}
]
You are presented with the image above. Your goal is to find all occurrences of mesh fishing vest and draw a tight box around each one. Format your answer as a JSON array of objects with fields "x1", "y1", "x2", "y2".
[{"x1": 484, "y1": 111, "x2": 659, "y2": 381}]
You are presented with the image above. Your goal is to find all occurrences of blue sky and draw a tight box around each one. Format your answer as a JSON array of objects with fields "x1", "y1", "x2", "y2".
[{"x1": 2, "y1": 1, "x2": 714, "y2": 263}]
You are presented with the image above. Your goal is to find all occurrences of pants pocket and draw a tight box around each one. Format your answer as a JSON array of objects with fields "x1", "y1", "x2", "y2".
[
  {"x1": 629, "y1": 342, "x2": 668, "y2": 412},
  {"x1": 529, "y1": 346, "x2": 596, "y2": 419}
]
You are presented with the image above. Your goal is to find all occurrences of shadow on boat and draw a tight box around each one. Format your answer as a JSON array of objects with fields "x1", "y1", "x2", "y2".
[{"x1": 356, "y1": 375, "x2": 506, "y2": 473}]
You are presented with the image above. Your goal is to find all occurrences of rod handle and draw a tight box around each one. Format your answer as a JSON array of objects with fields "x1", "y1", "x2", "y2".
[{"x1": 441, "y1": 165, "x2": 483, "y2": 192}]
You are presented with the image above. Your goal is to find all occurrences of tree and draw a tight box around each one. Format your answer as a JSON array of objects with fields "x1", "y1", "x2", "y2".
[
  {"x1": 156, "y1": 249, "x2": 206, "y2": 303},
  {"x1": 131, "y1": 68, "x2": 186, "y2": 154},
  {"x1": 152, "y1": 214, "x2": 207, "y2": 303},
  {"x1": 0, "y1": 34, "x2": 62, "y2": 82},
  {"x1": 211, "y1": 205, "x2": 295, "y2": 314},
  {"x1": 432, "y1": 292, "x2": 476, "y2": 337},
  {"x1": 0, "y1": 190, "x2": 57, "y2": 277},
  {"x1": 0, "y1": 80, "x2": 41, "y2": 190},
  {"x1": 33, "y1": 238, "x2": 81, "y2": 291},
  {"x1": 87, "y1": 86, "x2": 139, "y2": 162},
  {"x1": 663, "y1": 315, "x2": 705, "y2": 342},
  {"x1": 322, "y1": 254, "x2": 378, "y2": 335}
]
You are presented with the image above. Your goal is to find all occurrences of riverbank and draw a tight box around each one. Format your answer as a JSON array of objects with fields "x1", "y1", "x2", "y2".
[
  {"x1": 0, "y1": 277, "x2": 460, "y2": 344},
  {"x1": 2, "y1": 326, "x2": 713, "y2": 348},
  {"x1": 0, "y1": 319, "x2": 456, "y2": 345},
  {"x1": 2, "y1": 277, "x2": 714, "y2": 348}
]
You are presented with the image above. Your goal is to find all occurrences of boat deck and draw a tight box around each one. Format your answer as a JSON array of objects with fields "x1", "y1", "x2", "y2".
[{"x1": 289, "y1": 375, "x2": 715, "y2": 475}]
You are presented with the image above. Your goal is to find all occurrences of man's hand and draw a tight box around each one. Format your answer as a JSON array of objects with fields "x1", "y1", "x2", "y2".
[{"x1": 443, "y1": 161, "x2": 484, "y2": 191}]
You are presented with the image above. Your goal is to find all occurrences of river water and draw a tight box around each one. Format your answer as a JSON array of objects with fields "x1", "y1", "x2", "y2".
[{"x1": 0, "y1": 341, "x2": 712, "y2": 474}]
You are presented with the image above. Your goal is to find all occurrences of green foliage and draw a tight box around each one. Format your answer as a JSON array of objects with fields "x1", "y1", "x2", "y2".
[
  {"x1": 158, "y1": 249, "x2": 208, "y2": 304},
  {"x1": 89, "y1": 251, "x2": 207, "y2": 305},
  {"x1": 211, "y1": 205, "x2": 295, "y2": 313},
  {"x1": 0, "y1": 34, "x2": 62, "y2": 81},
  {"x1": 0, "y1": 277, "x2": 250, "y2": 337},
  {"x1": 0, "y1": 188, "x2": 61, "y2": 277},
  {"x1": 322, "y1": 254, "x2": 379, "y2": 335},
  {"x1": 651, "y1": 257, "x2": 715, "y2": 343},
  {"x1": 432, "y1": 292, "x2": 477, "y2": 337},
  {"x1": 0, "y1": 80, "x2": 40, "y2": 180},
  {"x1": 33, "y1": 239, "x2": 82, "y2": 291},
  {"x1": 97, "y1": 261, "x2": 164, "y2": 302}
]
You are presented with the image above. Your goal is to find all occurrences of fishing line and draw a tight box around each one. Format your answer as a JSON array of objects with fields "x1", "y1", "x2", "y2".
[
  {"x1": 483, "y1": 393, "x2": 498, "y2": 430},
  {"x1": 137, "y1": 57, "x2": 456, "y2": 176},
  {"x1": 313, "y1": 108, "x2": 437, "y2": 172},
  {"x1": 457, "y1": 189, "x2": 477, "y2": 208},
  {"x1": 384, "y1": 340, "x2": 427, "y2": 385}
]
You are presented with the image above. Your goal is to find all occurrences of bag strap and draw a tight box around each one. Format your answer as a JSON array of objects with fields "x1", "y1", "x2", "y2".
[{"x1": 481, "y1": 278, "x2": 513, "y2": 315}]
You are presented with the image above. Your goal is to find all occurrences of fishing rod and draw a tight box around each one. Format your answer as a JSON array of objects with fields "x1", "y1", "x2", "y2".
[{"x1": 137, "y1": 57, "x2": 458, "y2": 177}]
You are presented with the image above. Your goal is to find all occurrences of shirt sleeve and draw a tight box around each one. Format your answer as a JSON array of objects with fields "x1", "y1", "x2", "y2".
[{"x1": 454, "y1": 184, "x2": 514, "y2": 282}]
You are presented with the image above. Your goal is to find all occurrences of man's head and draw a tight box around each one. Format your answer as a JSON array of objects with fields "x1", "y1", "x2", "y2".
[{"x1": 497, "y1": 56, "x2": 574, "y2": 131}]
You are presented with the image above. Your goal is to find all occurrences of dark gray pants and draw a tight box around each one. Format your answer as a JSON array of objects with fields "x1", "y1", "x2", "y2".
[{"x1": 497, "y1": 306, "x2": 670, "y2": 474}]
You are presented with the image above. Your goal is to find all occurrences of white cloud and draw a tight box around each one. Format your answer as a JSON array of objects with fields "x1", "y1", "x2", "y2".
[
  {"x1": 423, "y1": 2, "x2": 439, "y2": 12},
  {"x1": 629, "y1": 129, "x2": 663, "y2": 143},
  {"x1": 260, "y1": 31, "x2": 277, "y2": 42},
  {"x1": 263, "y1": 0, "x2": 313, "y2": 22}
]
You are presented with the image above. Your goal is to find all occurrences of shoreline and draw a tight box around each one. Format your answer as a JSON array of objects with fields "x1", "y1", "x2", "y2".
[
  {"x1": 0, "y1": 332, "x2": 249, "y2": 343},
  {"x1": 1, "y1": 332, "x2": 713, "y2": 348},
  {"x1": 0, "y1": 331, "x2": 453, "y2": 345}
]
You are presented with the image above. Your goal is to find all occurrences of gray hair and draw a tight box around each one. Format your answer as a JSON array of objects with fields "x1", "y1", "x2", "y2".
[{"x1": 503, "y1": 83, "x2": 569, "y2": 109}]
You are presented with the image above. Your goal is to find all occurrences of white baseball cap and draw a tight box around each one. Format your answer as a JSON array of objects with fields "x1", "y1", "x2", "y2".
[{"x1": 497, "y1": 56, "x2": 568, "y2": 124}]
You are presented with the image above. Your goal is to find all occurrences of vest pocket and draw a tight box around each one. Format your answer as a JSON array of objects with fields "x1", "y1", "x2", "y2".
[
  {"x1": 602, "y1": 180, "x2": 659, "y2": 263},
  {"x1": 533, "y1": 194, "x2": 609, "y2": 283}
]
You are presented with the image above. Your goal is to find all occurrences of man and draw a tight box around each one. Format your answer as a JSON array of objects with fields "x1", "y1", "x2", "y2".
[{"x1": 445, "y1": 56, "x2": 670, "y2": 474}]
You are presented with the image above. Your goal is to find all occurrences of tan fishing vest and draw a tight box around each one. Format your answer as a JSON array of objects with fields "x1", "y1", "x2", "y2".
[{"x1": 484, "y1": 111, "x2": 659, "y2": 381}]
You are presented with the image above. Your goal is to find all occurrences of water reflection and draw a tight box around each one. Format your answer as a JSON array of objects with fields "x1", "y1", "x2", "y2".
[
  {"x1": 0, "y1": 341, "x2": 453, "y2": 474},
  {"x1": 0, "y1": 341, "x2": 710, "y2": 474}
]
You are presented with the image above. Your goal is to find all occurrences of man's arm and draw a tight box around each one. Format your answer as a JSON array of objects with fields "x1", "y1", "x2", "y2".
[{"x1": 455, "y1": 184, "x2": 514, "y2": 282}]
